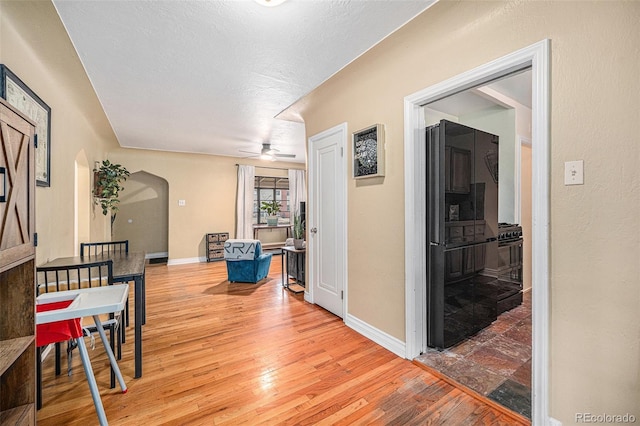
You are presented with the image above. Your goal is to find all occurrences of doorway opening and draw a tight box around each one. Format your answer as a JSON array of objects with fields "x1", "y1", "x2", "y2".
[
  {"x1": 112, "y1": 170, "x2": 169, "y2": 263},
  {"x1": 416, "y1": 68, "x2": 533, "y2": 417},
  {"x1": 403, "y1": 40, "x2": 550, "y2": 423}
]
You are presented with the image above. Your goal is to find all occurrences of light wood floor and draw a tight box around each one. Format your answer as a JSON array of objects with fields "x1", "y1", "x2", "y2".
[{"x1": 36, "y1": 258, "x2": 528, "y2": 425}]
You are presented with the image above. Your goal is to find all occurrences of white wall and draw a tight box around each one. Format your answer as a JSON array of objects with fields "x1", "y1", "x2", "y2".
[{"x1": 460, "y1": 107, "x2": 516, "y2": 223}]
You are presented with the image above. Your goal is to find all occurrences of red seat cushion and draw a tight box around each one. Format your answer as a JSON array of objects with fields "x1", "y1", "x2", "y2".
[{"x1": 36, "y1": 300, "x2": 83, "y2": 347}]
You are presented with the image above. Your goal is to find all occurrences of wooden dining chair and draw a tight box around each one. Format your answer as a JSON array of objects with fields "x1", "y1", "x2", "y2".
[
  {"x1": 36, "y1": 259, "x2": 122, "y2": 408},
  {"x1": 80, "y1": 240, "x2": 130, "y2": 327}
]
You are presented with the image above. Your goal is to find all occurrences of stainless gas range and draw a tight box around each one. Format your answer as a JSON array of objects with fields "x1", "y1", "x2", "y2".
[{"x1": 495, "y1": 223, "x2": 524, "y2": 314}]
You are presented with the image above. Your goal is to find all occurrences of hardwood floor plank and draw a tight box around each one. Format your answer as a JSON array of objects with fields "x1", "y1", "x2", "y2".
[{"x1": 36, "y1": 259, "x2": 529, "y2": 425}]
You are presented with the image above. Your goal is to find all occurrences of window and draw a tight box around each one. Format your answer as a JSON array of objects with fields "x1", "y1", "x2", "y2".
[{"x1": 254, "y1": 176, "x2": 290, "y2": 224}]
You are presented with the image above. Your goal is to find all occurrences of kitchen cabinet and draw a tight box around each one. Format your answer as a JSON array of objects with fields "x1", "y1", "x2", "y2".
[
  {"x1": 445, "y1": 221, "x2": 486, "y2": 280},
  {"x1": 445, "y1": 248, "x2": 463, "y2": 281},
  {"x1": 445, "y1": 146, "x2": 471, "y2": 194},
  {"x1": 0, "y1": 98, "x2": 36, "y2": 425}
]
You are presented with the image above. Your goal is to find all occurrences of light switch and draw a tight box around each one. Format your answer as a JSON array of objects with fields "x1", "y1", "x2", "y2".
[
  {"x1": 564, "y1": 160, "x2": 584, "y2": 185},
  {"x1": 178, "y1": 199, "x2": 186, "y2": 206}
]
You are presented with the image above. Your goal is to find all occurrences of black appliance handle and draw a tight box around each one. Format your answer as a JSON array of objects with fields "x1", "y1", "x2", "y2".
[{"x1": 426, "y1": 124, "x2": 444, "y2": 244}]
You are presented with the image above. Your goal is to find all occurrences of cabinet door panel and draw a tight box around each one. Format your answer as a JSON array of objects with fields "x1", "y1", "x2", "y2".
[
  {"x1": 0, "y1": 102, "x2": 35, "y2": 272},
  {"x1": 462, "y1": 247, "x2": 475, "y2": 276},
  {"x1": 474, "y1": 244, "x2": 486, "y2": 272},
  {"x1": 450, "y1": 147, "x2": 471, "y2": 193},
  {"x1": 445, "y1": 248, "x2": 463, "y2": 281}
]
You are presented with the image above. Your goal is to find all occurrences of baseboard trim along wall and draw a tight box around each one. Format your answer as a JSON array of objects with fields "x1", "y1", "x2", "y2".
[
  {"x1": 167, "y1": 256, "x2": 206, "y2": 266},
  {"x1": 345, "y1": 313, "x2": 406, "y2": 359},
  {"x1": 146, "y1": 252, "x2": 169, "y2": 259}
]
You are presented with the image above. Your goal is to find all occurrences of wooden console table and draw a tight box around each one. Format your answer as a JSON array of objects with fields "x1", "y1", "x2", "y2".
[{"x1": 253, "y1": 224, "x2": 292, "y2": 240}]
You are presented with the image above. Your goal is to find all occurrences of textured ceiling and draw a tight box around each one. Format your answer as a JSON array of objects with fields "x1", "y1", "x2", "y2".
[{"x1": 53, "y1": 0, "x2": 435, "y2": 163}]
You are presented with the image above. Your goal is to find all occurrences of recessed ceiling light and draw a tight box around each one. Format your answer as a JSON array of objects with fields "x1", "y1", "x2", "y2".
[{"x1": 254, "y1": 0, "x2": 287, "y2": 7}]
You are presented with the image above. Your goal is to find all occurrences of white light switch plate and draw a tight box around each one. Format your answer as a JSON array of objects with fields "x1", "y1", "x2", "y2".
[
  {"x1": 178, "y1": 199, "x2": 186, "y2": 206},
  {"x1": 564, "y1": 160, "x2": 584, "y2": 185}
]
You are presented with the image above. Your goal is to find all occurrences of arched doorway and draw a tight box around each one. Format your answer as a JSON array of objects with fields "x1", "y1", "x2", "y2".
[{"x1": 112, "y1": 170, "x2": 169, "y2": 262}]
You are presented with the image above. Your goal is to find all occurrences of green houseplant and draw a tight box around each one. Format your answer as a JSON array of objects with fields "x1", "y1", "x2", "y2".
[
  {"x1": 93, "y1": 159, "x2": 130, "y2": 225},
  {"x1": 260, "y1": 200, "x2": 281, "y2": 226},
  {"x1": 292, "y1": 210, "x2": 305, "y2": 249}
]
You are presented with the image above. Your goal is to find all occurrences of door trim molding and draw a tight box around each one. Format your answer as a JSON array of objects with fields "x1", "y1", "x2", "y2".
[
  {"x1": 403, "y1": 39, "x2": 550, "y2": 424},
  {"x1": 307, "y1": 122, "x2": 348, "y2": 316},
  {"x1": 514, "y1": 135, "x2": 531, "y2": 224}
]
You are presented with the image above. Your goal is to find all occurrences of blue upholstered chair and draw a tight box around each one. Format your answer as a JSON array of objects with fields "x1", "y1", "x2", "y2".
[{"x1": 224, "y1": 239, "x2": 272, "y2": 283}]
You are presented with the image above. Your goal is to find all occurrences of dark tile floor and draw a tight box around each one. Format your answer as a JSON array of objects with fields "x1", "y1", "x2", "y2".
[{"x1": 415, "y1": 291, "x2": 532, "y2": 418}]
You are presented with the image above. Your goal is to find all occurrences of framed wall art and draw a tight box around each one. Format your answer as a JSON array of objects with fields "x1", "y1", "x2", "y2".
[
  {"x1": 352, "y1": 124, "x2": 384, "y2": 179},
  {"x1": 0, "y1": 64, "x2": 51, "y2": 187}
]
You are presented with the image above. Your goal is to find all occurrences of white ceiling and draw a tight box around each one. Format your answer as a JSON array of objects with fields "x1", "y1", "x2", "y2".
[
  {"x1": 53, "y1": 0, "x2": 435, "y2": 163},
  {"x1": 487, "y1": 69, "x2": 532, "y2": 108},
  {"x1": 426, "y1": 69, "x2": 532, "y2": 117}
]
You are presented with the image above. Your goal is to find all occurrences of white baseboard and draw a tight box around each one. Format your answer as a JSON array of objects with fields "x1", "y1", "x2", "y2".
[
  {"x1": 146, "y1": 251, "x2": 168, "y2": 259},
  {"x1": 167, "y1": 256, "x2": 206, "y2": 265},
  {"x1": 345, "y1": 313, "x2": 406, "y2": 359}
]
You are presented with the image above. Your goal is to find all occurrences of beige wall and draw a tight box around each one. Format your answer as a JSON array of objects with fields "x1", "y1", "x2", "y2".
[
  {"x1": 4, "y1": 0, "x2": 639, "y2": 423},
  {"x1": 1, "y1": 1, "x2": 117, "y2": 262},
  {"x1": 290, "y1": 1, "x2": 640, "y2": 423},
  {"x1": 108, "y1": 148, "x2": 301, "y2": 261}
]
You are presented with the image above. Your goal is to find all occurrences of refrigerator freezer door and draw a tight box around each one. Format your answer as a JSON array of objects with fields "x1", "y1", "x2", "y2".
[
  {"x1": 427, "y1": 243, "x2": 445, "y2": 348},
  {"x1": 430, "y1": 241, "x2": 498, "y2": 349}
]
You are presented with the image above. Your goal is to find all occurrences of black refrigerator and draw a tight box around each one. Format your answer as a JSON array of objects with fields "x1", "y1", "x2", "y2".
[{"x1": 426, "y1": 119, "x2": 500, "y2": 349}]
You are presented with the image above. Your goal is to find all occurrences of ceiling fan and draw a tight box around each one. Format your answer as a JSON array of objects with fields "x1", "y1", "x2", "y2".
[{"x1": 239, "y1": 143, "x2": 296, "y2": 161}]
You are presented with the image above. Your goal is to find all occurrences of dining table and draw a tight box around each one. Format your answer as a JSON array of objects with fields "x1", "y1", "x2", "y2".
[{"x1": 39, "y1": 251, "x2": 147, "y2": 378}]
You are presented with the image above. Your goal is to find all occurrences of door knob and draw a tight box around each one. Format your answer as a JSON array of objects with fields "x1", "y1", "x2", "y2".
[{"x1": 310, "y1": 227, "x2": 317, "y2": 234}]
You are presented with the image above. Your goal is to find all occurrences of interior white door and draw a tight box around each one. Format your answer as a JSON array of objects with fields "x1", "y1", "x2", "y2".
[{"x1": 308, "y1": 123, "x2": 346, "y2": 318}]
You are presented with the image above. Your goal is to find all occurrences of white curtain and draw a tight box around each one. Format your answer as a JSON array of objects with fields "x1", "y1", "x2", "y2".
[
  {"x1": 236, "y1": 165, "x2": 255, "y2": 239},
  {"x1": 288, "y1": 169, "x2": 307, "y2": 217}
]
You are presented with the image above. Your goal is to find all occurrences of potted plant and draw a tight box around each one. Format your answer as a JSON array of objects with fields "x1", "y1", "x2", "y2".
[
  {"x1": 292, "y1": 210, "x2": 305, "y2": 250},
  {"x1": 261, "y1": 200, "x2": 281, "y2": 226},
  {"x1": 93, "y1": 159, "x2": 130, "y2": 227}
]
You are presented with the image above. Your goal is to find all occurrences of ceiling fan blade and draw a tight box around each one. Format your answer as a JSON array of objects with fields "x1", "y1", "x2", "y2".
[
  {"x1": 274, "y1": 153, "x2": 296, "y2": 158},
  {"x1": 239, "y1": 149, "x2": 260, "y2": 155}
]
